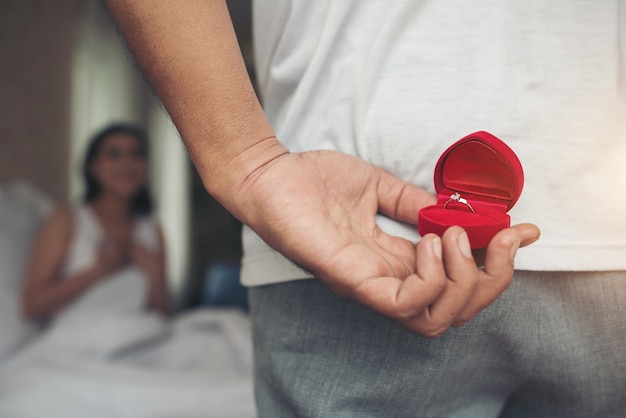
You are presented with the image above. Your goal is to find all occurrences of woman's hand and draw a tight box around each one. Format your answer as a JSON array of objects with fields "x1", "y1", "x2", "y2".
[
  {"x1": 130, "y1": 242, "x2": 160, "y2": 278},
  {"x1": 93, "y1": 239, "x2": 130, "y2": 276},
  {"x1": 131, "y1": 232, "x2": 171, "y2": 315}
]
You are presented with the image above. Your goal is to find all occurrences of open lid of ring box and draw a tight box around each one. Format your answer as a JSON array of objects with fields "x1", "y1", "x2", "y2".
[{"x1": 417, "y1": 131, "x2": 524, "y2": 249}]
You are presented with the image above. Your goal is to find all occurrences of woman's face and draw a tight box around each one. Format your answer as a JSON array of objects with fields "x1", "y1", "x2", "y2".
[{"x1": 89, "y1": 132, "x2": 148, "y2": 199}]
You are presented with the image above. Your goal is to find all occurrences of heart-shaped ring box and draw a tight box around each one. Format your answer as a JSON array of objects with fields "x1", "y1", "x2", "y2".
[{"x1": 417, "y1": 131, "x2": 524, "y2": 249}]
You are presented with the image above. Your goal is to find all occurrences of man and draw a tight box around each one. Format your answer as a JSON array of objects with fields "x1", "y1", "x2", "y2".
[{"x1": 106, "y1": 1, "x2": 626, "y2": 416}]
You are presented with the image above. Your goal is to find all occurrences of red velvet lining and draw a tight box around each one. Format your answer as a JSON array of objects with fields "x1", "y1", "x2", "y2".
[
  {"x1": 441, "y1": 140, "x2": 516, "y2": 201},
  {"x1": 434, "y1": 133, "x2": 523, "y2": 209}
]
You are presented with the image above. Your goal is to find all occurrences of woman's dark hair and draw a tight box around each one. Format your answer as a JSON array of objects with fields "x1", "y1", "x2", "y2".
[{"x1": 82, "y1": 123, "x2": 154, "y2": 216}]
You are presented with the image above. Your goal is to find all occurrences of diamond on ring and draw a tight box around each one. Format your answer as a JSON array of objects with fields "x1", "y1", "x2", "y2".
[{"x1": 443, "y1": 192, "x2": 475, "y2": 213}]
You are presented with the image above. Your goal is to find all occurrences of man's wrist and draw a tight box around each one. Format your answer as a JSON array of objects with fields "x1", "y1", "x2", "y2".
[{"x1": 193, "y1": 134, "x2": 289, "y2": 222}]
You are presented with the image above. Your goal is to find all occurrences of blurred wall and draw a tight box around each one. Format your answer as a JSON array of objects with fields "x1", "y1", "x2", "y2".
[{"x1": 0, "y1": 0, "x2": 76, "y2": 202}]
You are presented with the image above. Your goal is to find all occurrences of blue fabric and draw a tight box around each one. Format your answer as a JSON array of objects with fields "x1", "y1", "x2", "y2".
[{"x1": 201, "y1": 262, "x2": 248, "y2": 310}]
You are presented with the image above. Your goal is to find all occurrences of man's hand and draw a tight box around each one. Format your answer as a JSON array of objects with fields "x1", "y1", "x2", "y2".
[
  {"x1": 103, "y1": 0, "x2": 539, "y2": 337},
  {"x1": 236, "y1": 150, "x2": 540, "y2": 338}
]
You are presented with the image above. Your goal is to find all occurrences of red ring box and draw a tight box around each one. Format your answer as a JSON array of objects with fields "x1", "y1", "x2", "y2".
[{"x1": 417, "y1": 131, "x2": 524, "y2": 249}]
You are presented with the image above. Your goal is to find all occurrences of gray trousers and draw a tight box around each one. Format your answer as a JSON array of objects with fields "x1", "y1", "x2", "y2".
[{"x1": 249, "y1": 271, "x2": 626, "y2": 417}]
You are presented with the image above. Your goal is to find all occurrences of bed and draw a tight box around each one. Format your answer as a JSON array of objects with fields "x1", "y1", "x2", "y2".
[{"x1": 0, "y1": 182, "x2": 256, "y2": 418}]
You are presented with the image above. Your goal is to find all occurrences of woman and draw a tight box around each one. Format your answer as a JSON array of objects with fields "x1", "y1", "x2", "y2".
[{"x1": 21, "y1": 123, "x2": 170, "y2": 322}]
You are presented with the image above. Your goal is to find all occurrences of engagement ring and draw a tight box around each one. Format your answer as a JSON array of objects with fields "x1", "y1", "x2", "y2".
[{"x1": 443, "y1": 192, "x2": 475, "y2": 213}]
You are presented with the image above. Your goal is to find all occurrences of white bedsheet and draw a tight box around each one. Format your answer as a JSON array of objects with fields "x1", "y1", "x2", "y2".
[{"x1": 0, "y1": 308, "x2": 256, "y2": 418}]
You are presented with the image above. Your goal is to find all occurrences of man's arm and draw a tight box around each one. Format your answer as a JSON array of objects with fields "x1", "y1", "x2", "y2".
[
  {"x1": 104, "y1": 0, "x2": 285, "y2": 214},
  {"x1": 105, "y1": 0, "x2": 540, "y2": 337}
]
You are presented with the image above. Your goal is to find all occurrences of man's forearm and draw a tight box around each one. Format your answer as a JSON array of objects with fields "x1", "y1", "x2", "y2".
[{"x1": 104, "y1": 0, "x2": 287, "y2": 214}]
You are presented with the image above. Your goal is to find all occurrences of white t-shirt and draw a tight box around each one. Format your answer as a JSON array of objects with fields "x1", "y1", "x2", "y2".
[{"x1": 242, "y1": 0, "x2": 626, "y2": 286}]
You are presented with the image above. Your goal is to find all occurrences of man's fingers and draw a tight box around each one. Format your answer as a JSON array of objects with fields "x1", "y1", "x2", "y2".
[
  {"x1": 376, "y1": 169, "x2": 436, "y2": 224},
  {"x1": 353, "y1": 229, "x2": 487, "y2": 338},
  {"x1": 413, "y1": 227, "x2": 479, "y2": 335},
  {"x1": 453, "y1": 227, "x2": 520, "y2": 326},
  {"x1": 473, "y1": 223, "x2": 540, "y2": 266},
  {"x1": 512, "y1": 223, "x2": 541, "y2": 247},
  {"x1": 352, "y1": 234, "x2": 446, "y2": 326}
]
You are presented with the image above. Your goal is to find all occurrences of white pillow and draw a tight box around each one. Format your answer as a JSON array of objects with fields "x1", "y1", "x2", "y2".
[{"x1": 0, "y1": 181, "x2": 53, "y2": 362}]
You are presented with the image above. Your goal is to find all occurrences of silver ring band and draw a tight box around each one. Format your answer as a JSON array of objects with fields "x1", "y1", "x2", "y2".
[{"x1": 443, "y1": 192, "x2": 475, "y2": 213}]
